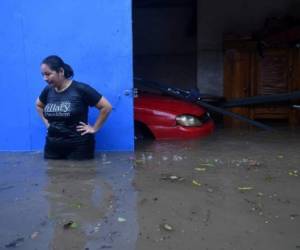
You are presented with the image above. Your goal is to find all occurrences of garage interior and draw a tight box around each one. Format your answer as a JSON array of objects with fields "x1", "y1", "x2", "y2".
[{"x1": 133, "y1": 0, "x2": 300, "y2": 129}]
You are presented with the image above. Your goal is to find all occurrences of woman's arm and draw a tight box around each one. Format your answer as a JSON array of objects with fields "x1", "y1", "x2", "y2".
[
  {"x1": 35, "y1": 98, "x2": 49, "y2": 128},
  {"x1": 76, "y1": 97, "x2": 112, "y2": 135},
  {"x1": 93, "y1": 97, "x2": 112, "y2": 132}
]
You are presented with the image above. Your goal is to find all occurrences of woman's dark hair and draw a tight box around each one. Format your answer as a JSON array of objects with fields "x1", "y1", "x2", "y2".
[{"x1": 42, "y1": 55, "x2": 74, "y2": 78}]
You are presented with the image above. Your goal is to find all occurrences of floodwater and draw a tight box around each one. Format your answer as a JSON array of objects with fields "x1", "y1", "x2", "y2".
[
  {"x1": 0, "y1": 154, "x2": 137, "y2": 250},
  {"x1": 1, "y1": 128, "x2": 300, "y2": 250}
]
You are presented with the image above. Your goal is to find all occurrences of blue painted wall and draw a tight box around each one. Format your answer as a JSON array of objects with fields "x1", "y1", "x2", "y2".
[{"x1": 0, "y1": 0, "x2": 133, "y2": 151}]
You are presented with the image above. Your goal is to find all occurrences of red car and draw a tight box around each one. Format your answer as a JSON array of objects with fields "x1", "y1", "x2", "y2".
[{"x1": 134, "y1": 91, "x2": 215, "y2": 140}]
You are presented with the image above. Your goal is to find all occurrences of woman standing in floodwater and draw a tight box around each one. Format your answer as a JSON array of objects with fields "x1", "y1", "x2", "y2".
[{"x1": 36, "y1": 55, "x2": 112, "y2": 160}]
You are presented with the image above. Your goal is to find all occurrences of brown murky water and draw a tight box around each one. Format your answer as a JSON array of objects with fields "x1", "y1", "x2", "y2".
[
  {"x1": 0, "y1": 153, "x2": 137, "y2": 250},
  {"x1": 1, "y1": 128, "x2": 300, "y2": 250}
]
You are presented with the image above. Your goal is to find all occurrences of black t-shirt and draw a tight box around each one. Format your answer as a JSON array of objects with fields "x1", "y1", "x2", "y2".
[{"x1": 39, "y1": 80, "x2": 102, "y2": 142}]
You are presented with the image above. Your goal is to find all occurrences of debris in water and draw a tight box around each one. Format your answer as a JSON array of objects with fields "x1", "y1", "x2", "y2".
[
  {"x1": 173, "y1": 155, "x2": 183, "y2": 161},
  {"x1": 290, "y1": 214, "x2": 299, "y2": 220},
  {"x1": 192, "y1": 180, "x2": 202, "y2": 187},
  {"x1": 199, "y1": 163, "x2": 215, "y2": 167},
  {"x1": 277, "y1": 155, "x2": 284, "y2": 159},
  {"x1": 5, "y1": 238, "x2": 24, "y2": 248},
  {"x1": 63, "y1": 221, "x2": 78, "y2": 229},
  {"x1": 288, "y1": 170, "x2": 298, "y2": 177},
  {"x1": 238, "y1": 187, "x2": 254, "y2": 192},
  {"x1": 117, "y1": 217, "x2": 127, "y2": 223},
  {"x1": 161, "y1": 174, "x2": 184, "y2": 182},
  {"x1": 194, "y1": 168, "x2": 206, "y2": 172},
  {"x1": 30, "y1": 232, "x2": 39, "y2": 239},
  {"x1": 160, "y1": 223, "x2": 174, "y2": 232}
]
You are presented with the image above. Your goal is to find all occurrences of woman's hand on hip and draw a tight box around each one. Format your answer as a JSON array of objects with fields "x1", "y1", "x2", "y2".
[{"x1": 76, "y1": 122, "x2": 96, "y2": 135}]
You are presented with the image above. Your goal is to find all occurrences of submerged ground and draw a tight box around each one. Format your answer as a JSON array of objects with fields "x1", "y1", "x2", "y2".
[{"x1": 0, "y1": 128, "x2": 299, "y2": 250}]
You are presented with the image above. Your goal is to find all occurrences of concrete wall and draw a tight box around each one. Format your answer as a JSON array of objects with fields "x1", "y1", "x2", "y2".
[{"x1": 197, "y1": 0, "x2": 300, "y2": 95}]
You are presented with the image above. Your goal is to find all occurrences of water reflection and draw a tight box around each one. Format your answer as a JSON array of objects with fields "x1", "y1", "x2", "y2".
[
  {"x1": 44, "y1": 153, "x2": 138, "y2": 249},
  {"x1": 0, "y1": 153, "x2": 137, "y2": 249},
  {"x1": 45, "y1": 159, "x2": 112, "y2": 249}
]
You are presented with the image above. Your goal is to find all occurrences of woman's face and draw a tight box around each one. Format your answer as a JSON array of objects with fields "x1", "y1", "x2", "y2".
[{"x1": 41, "y1": 63, "x2": 65, "y2": 87}]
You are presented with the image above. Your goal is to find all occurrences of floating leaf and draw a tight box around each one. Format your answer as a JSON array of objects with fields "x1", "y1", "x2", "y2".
[
  {"x1": 70, "y1": 222, "x2": 78, "y2": 229},
  {"x1": 238, "y1": 187, "x2": 254, "y2": 191},
  {"x1": 63, "y1": 221, "x2": 78, "y2": 229},
  {"x1": 199, "y1": 163, "x2": 214, "y2": 167},
  {"x1": 194, "y1": 168, "x2": 206, "y2": 172},
  {"x1": 117, "y1": 217, "x2": 127, "y2": 223},
  {"x1": 160, "y1": 223, "x2": 174, "y2": 232},
  {"x1": 192, "y1": 180, "x2": 202, "y2": 187},
  {"x1": 288, "y1": 170, "x2": 298, "y2": 177}
]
